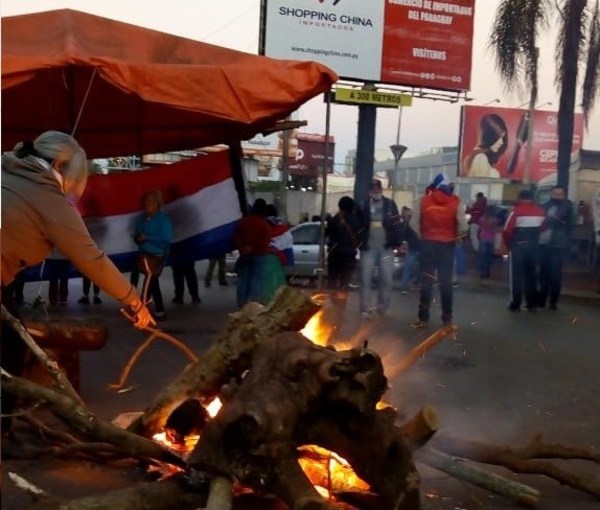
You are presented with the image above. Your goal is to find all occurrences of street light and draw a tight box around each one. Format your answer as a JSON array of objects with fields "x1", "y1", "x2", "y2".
[
  {"x1": 390, "y1": 143, "x2": 408, "y2": 202},
  {"x1": 482, "y1": 98, "x2": 500, "y2": 106}
]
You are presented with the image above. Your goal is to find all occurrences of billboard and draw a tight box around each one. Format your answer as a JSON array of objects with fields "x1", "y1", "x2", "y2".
[
  {"x1": 459, "y1": 105, "x2": 585, "y2": 183},
  {"x1": 241, "y1": 132, "x2": 298, "y2": 158},
  {"x1": 262, "y1": 0, "x2": 475, "y2": 92},
  {"x1": 289, "y1": 133, "x2": 335, "y2": 177}
]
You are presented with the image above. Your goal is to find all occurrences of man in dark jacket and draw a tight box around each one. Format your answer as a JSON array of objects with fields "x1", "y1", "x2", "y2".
[
  {"x1": 412, "y1": 173, "x2": 467, "y2": 328},
  {"x1": 537, "y1": 187, "x2": 572, "y2": 310},
  {"x1": 503, "y1": 189, "x2": 546, "y2": 311},
  {"x1": 326, "y1": 196, "x2": 362, "y2": 293},
  {"x1": 358, "y1": 179, "x2": 403, "y2": 318}
]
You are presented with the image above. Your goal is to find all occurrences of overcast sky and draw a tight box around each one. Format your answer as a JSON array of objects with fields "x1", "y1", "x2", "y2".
[{"x1": 2, "y1": 0, "x2": 599, "y2": 165}]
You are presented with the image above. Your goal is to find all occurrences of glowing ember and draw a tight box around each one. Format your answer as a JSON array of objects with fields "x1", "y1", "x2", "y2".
[
  {"x1": 298, "y1": 445, "x2": 369, "y2": 493},
  {"x1": 152, "y1": 397, "x2": 221, "y2": 457},
  {"x1": 205, "y1": 397, "x2": 223, "y2": 418}
]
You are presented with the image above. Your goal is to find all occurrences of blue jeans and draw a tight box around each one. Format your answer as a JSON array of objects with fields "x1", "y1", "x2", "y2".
[
  {"x1": 360, "y1": 247, "x2": 394, "y2": 314},
  {"x1": 236, "y1": 254, "x2": 267, "y2": 308},
  {"x1": 400, "y1": 250, "x2": 418, "y2": 291}
]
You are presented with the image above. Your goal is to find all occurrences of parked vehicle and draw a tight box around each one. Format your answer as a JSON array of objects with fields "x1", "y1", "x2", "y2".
[
  {"x1": 226, "y1": 221, "x2": 403, "y2": 283},
  {"x1": 225, "y1": 222, "x2": 325, "y2": 279}
]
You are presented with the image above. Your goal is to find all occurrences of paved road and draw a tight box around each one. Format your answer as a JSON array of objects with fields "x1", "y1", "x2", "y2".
[{"x1": 3, "y1": 267, "x2": 599, "y2": 509}]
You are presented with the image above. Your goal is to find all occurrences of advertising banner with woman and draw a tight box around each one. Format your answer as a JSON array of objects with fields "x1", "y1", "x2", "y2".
[{"x1": 459, "y1": 105, "x2": 584, "y2": 182}]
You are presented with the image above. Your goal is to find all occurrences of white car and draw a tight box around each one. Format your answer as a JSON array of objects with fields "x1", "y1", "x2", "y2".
[
  {"x1": 225, "y1": 222, "x2": 326, "y2": 279},
  {"x1": 226, "y1": 221, "x2": 403, "y2": 282}
]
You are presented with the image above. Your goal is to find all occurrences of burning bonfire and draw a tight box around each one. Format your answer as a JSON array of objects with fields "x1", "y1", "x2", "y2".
[
  {"x1": 142, "y1": 297, "x2": 421, "y2": 509},
  {"x1": 3, "y1": 287, "x2": 600, "y2": 510}
]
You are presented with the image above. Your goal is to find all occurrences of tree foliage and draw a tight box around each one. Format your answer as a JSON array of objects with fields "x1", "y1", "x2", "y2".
[{"x1": 490, "y1": 0, "x2": 600, "y2": 193}]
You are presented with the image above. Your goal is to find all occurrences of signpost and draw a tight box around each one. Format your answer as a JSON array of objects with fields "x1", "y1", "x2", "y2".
[{"x1": 333, "y1": 87, "x2": 413, "y2": 108}]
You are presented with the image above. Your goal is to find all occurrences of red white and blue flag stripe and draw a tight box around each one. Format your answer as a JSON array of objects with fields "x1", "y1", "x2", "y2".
[{"x1": 24, "y1": 150, "x2": 242, "y2": 281}]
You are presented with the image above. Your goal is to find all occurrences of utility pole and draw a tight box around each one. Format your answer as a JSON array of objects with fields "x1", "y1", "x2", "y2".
[
  {"x1": 317, "y1": 92, "x2": 332, "y2": 290},
  {"x1": 353, "y1": 83, "x2": 377, "y2": 204},
  {"x1": 278, "y1": 125, "x2": 290, "y2": 216}
]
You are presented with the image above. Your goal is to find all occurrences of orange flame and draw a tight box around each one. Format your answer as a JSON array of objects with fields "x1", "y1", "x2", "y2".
[
  {"x1": 301, "y1": 309, "x2": 335, "y2": 346},
  {"x1": 150, "y1": 309, "x2": 377, "y2": 498},
  {"x1": 298, "y1": 445, "x2": 369, "y2": 493}
]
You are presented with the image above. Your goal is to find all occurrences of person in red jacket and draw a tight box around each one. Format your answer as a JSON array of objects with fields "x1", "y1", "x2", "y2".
[
  {"x1": 412, "y1": 173, "x2": 467, "y2": 329},
  {"x1": 233, "y1": 198, "x2": 271, "y2": 307},
  {"x1": 503, "y1": 189, "x2": 546, "y2": 311},
  {"x1": 467, "y1": 192, "x2": 487, "y2": 252}
]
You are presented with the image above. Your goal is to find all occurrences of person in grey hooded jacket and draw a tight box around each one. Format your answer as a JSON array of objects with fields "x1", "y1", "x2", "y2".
[{"x1": 1, "y1": 131, "x2": 153, "y2": 439}]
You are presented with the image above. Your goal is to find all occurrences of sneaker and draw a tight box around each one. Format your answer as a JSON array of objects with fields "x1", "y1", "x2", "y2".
[
  {"x1": 93, "y1": 296, "x2": 102, "y2": 304},
  {"x1": 401, "y1": 290, "x2": 408, "y2": 296},
  {"x1": 154, "y1": 311, "x2": 167, "y2": 321},
  {"x1": 361, "y1": 311, "x2": 372, "y2": 320},
  {"x1": 172, "y1": 297, "x2": 183, "y2": 305},
  {"x1": 204, "y1": 282, "x2": 211, "y2": 288},
  {"x1": 442, "y1": 319, "x2": 455, "y2": 327},
  {"x1": 410, "y1": 319, "x2": 427, "y2": 330},
  {"x1": 507, "y1": 303, "x2": 520, "y2": 312},
  {"x1": 78, "y1": 296, "x2": 90, "y2": 305},
  {"x1": 59, "y1": 301, "x2": 68, "y2": 306},
  {"x1": 191, "y1": 297, "x2": 202, "y2": 304},
  {"x1": 549, "y1": 303, "x2": 558, "y2": 311},
  {"x1": 219, "y1": 281, "x2": 228, "y2": 287}
]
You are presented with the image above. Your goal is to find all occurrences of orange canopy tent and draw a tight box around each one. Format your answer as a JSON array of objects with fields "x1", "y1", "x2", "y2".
[{"x1": 1, "y1": 9, "x2": 337, "y2": 158}]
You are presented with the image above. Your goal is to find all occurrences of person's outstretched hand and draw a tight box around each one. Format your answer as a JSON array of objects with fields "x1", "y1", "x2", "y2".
[{"x1": 126, "y1": 298, "x2": 156, "y2": 329}]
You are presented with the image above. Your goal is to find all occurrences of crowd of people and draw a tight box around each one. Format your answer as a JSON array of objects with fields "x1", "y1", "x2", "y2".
[
  {"x1": 2, "y1": 131, "x2": 596, "y2": 445},
  {"x1": 324, "y1": 175, "x2": 591, "y2": 327},
  {"x1": 324, "y1": 175, "x2": 467, "y2": 328},
  {"x1": 503, "y1": 187, "x2": 573, "y2": 311},
  {"x1": 467, "y1": 186, "x2": 583, "y2": 311}
]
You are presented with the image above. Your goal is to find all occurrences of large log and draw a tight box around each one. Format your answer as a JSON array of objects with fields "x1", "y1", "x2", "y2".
[
  {"x1": 24, "y1": 320, "x2": 108, "y2": 351},
  {"x1": 189, "y1": 331, "x2": 420, "y2": 510},
  {"x1": 128, "y1": 286, "x2": 320, "y2": 437},
  {"x1": 399, "y1": 405, "x2": 439, "y2": 450},
  {"x1": 20, "y1": 318, "x2": 107, "y2": 391}
]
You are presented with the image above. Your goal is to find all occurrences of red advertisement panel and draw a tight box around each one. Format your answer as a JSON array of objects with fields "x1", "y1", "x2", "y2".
[
  {"x1": 382, "y1": 0, "x2": 475, "y2": 91},
  {"x1": 459, "y1": 105, "x2": 585, "y2": 182},
  {"x1": 289, "y1": 133, "x2": 335, "y2": 177}
]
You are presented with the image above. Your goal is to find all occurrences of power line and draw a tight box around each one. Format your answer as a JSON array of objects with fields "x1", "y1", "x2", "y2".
[{"x1": 199, "y1": 5, "x2": 257, "y2": 41}]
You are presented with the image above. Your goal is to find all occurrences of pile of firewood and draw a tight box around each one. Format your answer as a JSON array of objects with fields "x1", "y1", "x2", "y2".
[{"x1": 2, "y1": 287, "x2": 600, "y2": 510}]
